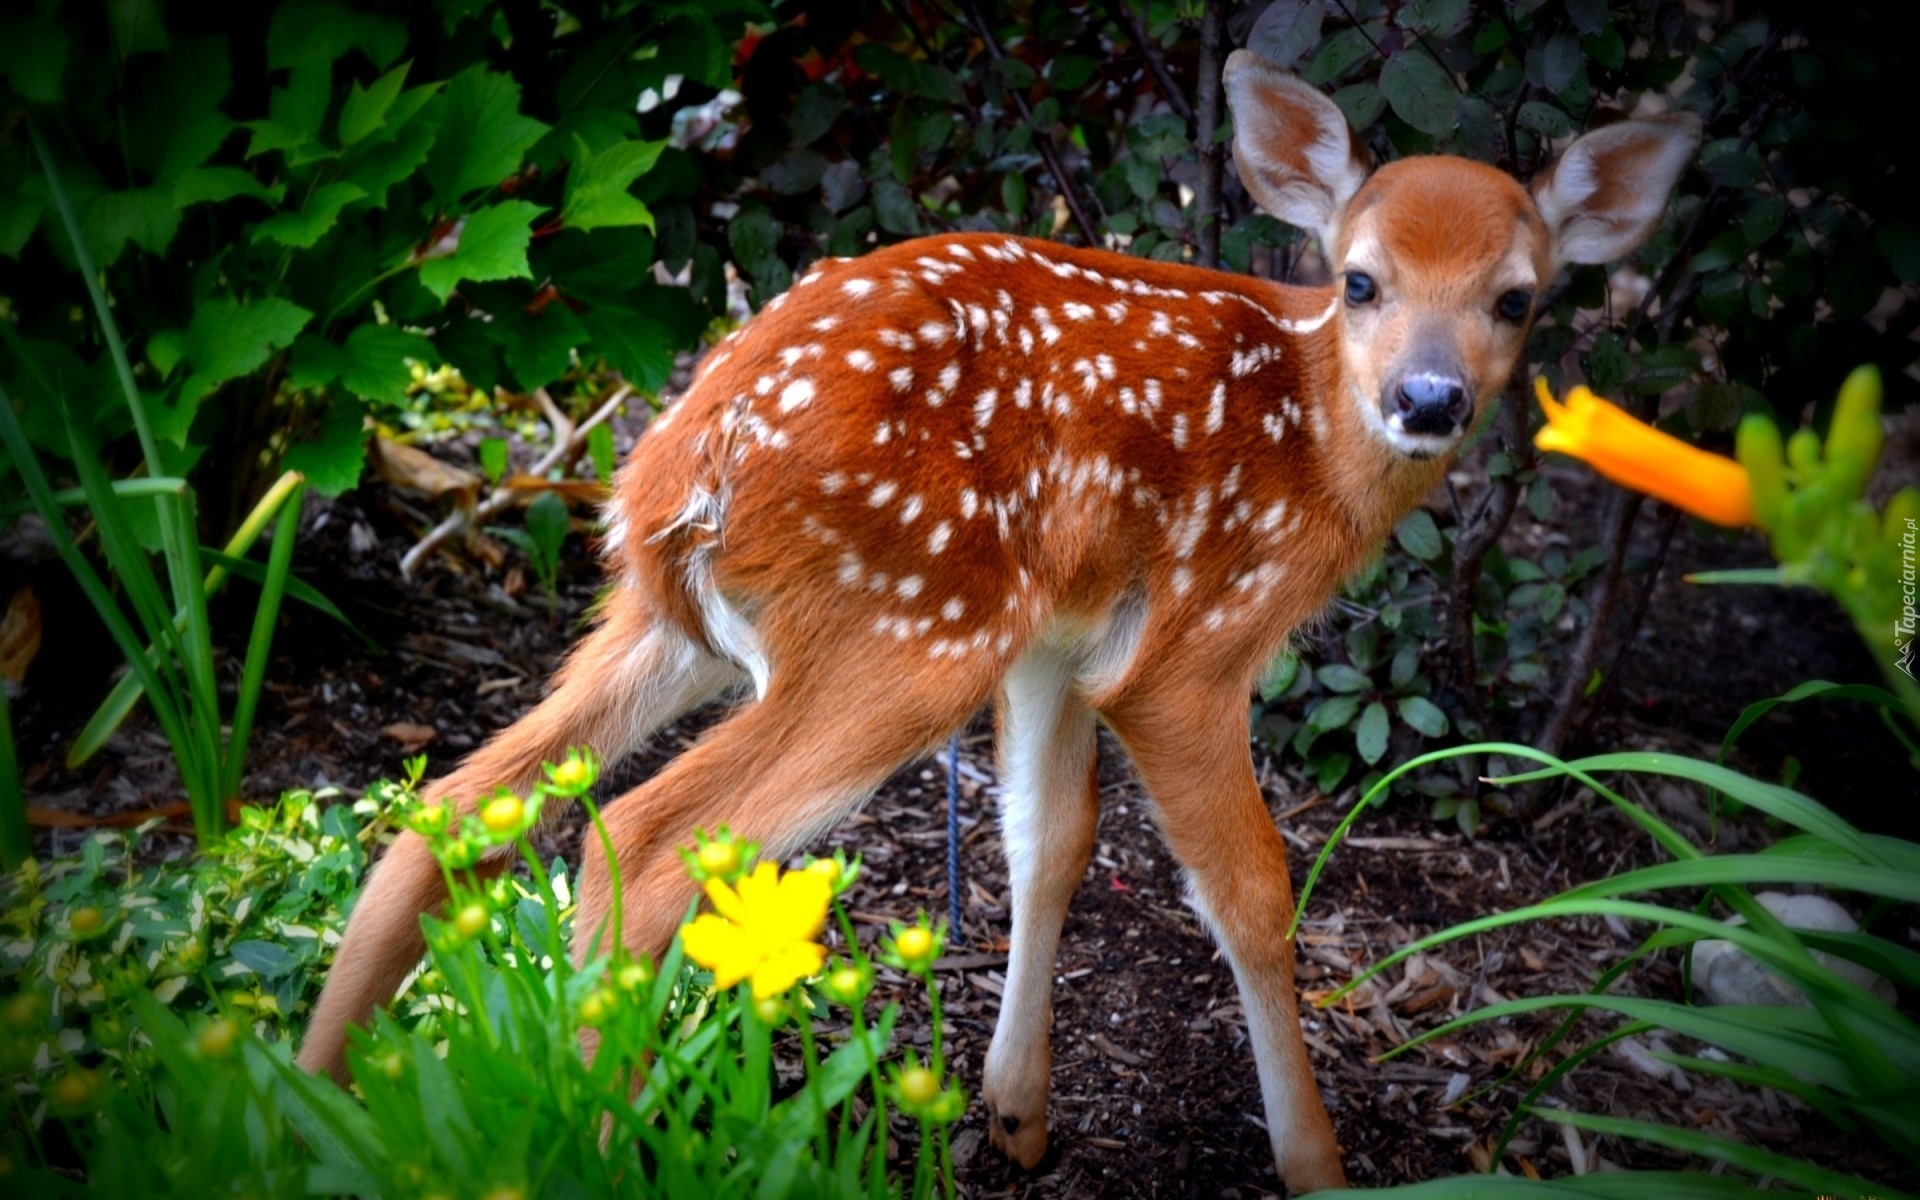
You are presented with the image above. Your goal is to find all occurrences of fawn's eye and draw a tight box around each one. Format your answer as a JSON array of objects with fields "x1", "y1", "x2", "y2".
[
  {"x1": 1344, "y1": 272, "x2": 1378, "y2": 306},
  {"x1": 1496, "y1": 289, "x2": 1534, "y2": 322}
]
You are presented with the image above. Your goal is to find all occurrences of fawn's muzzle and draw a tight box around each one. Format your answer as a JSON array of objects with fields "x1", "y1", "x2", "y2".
[{"x1": 1392, "y1": 369, "x2": 1471, "y2": 437}]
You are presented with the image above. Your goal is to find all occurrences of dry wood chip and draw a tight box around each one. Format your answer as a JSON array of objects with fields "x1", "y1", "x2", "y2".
[
  {"x1": 381, "y1": 722, "x2": 437, "y2": 750},
  {"x1": 1088, "y1": 1033, "x2": 1145, "y2": 1067}
]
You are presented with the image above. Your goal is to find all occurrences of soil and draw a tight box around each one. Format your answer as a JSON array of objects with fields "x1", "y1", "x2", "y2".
[{"x1": 4, "y1": 396, "x2": 1915, "y2": 1199}]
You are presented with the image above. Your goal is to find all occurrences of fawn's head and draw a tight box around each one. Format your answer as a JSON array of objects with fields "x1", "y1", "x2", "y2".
[{"x1": 1224, "y1": 51, "x2": 1700, "y2": 459}]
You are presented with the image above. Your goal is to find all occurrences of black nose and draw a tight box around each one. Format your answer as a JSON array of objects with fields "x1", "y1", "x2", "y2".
[{"x1": 1396, "y1": 372, "x2": 1469, "y2": 435}]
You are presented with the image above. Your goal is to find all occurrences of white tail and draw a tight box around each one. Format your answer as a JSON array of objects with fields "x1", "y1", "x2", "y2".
[{"x1": 301, "y1": 52, "x2": 1698, "y2": 1192}]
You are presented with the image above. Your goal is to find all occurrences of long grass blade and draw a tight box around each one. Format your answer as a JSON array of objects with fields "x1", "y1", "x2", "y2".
[
  {"x1": 222, "y1": 477, "x2": 304, "y2": 801},
  {"x1": 68, "y1": 471, "x2": 310, "y2": 767},
  {"x1": 0, "y1": 684, "x2": 27, "y2": 869}
]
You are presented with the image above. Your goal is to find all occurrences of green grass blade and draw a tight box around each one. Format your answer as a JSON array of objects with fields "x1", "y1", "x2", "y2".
[
  {"x1": 200, "y1": 550, "x2": 379, "y2": 649},
  {"x1": 0, "y1": 684, "x2": 27, "y2": 869},
  {"x1": 1556, "y1": 853, "x2": 1920, "y2": 904},
  {"x1": 68, "y1": 470, "x2": 312, "y2": 767},
  {"x1": 1500, "y1": 752, "x2": 1876, "y2": 863},
  {"x1": 0, "y1": 477, "x2": 191, "y2": 518},
  {"x1": 0, "y1": 389, "x2": 195, "y2": 797},
  {"x1": 223, "y1": 477, "x2": 304, "y2": 800},
  {"x1": 1528, "y1": 1108, "x2": 1914, "y2": 1200}
]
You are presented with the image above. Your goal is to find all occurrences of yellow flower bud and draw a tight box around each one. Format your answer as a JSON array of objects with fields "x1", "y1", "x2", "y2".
[
  {"x1": 1735, "y1": 414, "x2": 1786, "y2": 531},
  {"x1": 480, "y1": 795, "x2": 525, "y2": 836},
  {"x1": 68, "y1": 907, "x2": 103, "y2": 936},
  {"x1": 4, "y1": 993, "x2": 42, "y2": 1028},
  {"x1": 578, "y1": 990, "x2": 615, "y2": 1026},
  {"x1": 616, "y1": 961, "x2": 655, "y2": 992},
  {"x1": 376, "y1": 1050, "x2": 405, "y2": 1081},
  {"x1": 696, "y1": 839, "x2": 742, "y2": 879},
  {"x1": 896, "y1": 1065, "x2": 940, "y2": 1106},
  {"x1": 50, "y1": 1069, "x2": 98, "y2": 1111},
  {"x1": 454, "y1": 904, "x2": 490, "y2": 940},
  {"x1": 894, "y1": 926, "x2": 936, "y2": 965},
  {"x1": 550, "y1": 759, "x2": 590, "y2": 791},
  {"x1": 804, "y1": 857, "x2": 841, "y2": 885},
  {"x1": 198, "y1": 1019, "x2": 238, "y2": 1058},
  {"x1": 1824, "y1": 365, "x2": 1884, "y2": 498},
  {"x1": 753, "y1": 995, "x2": 787, "y2": 1025}
]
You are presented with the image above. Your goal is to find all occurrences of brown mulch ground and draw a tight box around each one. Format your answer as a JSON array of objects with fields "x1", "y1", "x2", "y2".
[{"x1": 6, "y1": 397, "x2": 1915, "y2": 1198}]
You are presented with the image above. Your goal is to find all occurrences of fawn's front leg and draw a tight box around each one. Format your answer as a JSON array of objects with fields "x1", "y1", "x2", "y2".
[
  {"x1": 982, "y1": 646, "x2": 1101, "y2": 1167},
  {"x1": 1103, "y1": 683, "x2": 1346, "y2": 1195}
]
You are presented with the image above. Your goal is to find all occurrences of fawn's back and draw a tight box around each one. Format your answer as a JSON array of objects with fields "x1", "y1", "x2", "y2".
[{"x1": 619, "y1": 233, "x2": 1398, "y2": 709}]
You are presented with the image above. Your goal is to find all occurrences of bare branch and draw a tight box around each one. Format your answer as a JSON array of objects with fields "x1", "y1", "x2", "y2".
[
  {"x1": 400, "y1": 384, "x2": 634, "y2": 578},
  {"x1": 1102, "y1": 0, "x2": 1194, "y2": 125}
]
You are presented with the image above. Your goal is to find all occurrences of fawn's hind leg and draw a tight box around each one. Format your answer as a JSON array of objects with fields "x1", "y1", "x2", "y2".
[
  {"x1": 570, "y1": 649, "x2": 1003, "y2": 974},
  {"x1": 981, "y1": 644, "x2": 1100, "y2": 1167},
  {"x1": 298, "y1": 593, "x2": 736, "y2": 1080}
]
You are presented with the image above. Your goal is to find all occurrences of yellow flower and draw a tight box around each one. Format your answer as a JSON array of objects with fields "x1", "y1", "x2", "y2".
[
  {"x1": 1533, "y1": 379, "x2": 1755, "y2": 528},
  {"x1": 679, "y1": 862, "x2": 831, "y2": 999}
]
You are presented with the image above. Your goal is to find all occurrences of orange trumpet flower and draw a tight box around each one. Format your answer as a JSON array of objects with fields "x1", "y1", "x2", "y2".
[{"x1": 1533, "y1": 379, "x2": 1756, "y2": 528}]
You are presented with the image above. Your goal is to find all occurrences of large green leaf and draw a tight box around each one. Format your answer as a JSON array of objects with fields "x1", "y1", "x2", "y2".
[
  {"x1": 338, "y1": 60, "x2": 412, "y2": 146},
  {"x1": 252, "y1": 182, "x2": 367, "y2": 249},
  {"x1": 183, "y1": 297, "x2": 314, "y2": 388},
  {"x1": 341, "y1": 324, "x2": 434, "y2": 406},
  {"x1": 282, "y1": 398, "x2": 367, "y2": 496},
  {"x1": 1379, "y1": 52, "x2": 1459, "y2": 138},
  {"x1": 579, "y1": 303, "x2": 675, "y2": 393},
  {"x1": 417, "y1": 200, "x2": 542, "y2": 301},
  {"x1": 561, "y1": 136, "x2": 663, "y2": 233},
  {"x1": 425, "y1": 65, "x2": 549, "y2": 201}
]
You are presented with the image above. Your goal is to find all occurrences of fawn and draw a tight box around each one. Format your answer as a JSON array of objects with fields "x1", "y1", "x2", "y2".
[{"x1": 299, "y1": 52, "x2": 1698, "y2": 1192}]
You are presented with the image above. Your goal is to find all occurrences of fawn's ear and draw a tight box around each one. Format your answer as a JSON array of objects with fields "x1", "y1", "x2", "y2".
[
  {"x1": 1531, "y1": 112, "x2": 1702, "y2": 266},
  {"x1": 1224, "y1": 50, "x2": 1370, "y2": 255}
]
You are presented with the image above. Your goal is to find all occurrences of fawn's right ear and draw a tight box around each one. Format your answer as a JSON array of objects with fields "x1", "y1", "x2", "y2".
[{"x1": 1224, "y1": 50, "x2": 1371, "y2": 256}]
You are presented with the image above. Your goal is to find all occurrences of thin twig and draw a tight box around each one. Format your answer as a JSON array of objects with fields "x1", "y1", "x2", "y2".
[
  {"x1": 1102, "y1": 0, "x2": 1194, "y2": 124},
  {"x1": 400, "y1": 384, "x2": 634, "y2": 578},
  {"x1": 956, "y1": 0, "x2": 1100, "y2": 245},
  {"x1": 1193, "y1": 0, "x2": 1228, "y2": 268}
]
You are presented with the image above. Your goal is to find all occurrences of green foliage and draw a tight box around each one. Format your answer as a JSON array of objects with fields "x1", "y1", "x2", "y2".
[
  {"x1": 1297, "y1": 741, "x2": 1919, "y2": 1200},
  {"x1": 1, "y1": 0, "x2": 740, "y2": 523},
  {"x1": 0, "y1": 763, "x2": 960, "y2": 1198},
  {"x1": 493, "y1": 490, "x2": 572, "y2": 616},
  {"x1": 0, "y1": 786, "x2": 393, "y2": 1099}
]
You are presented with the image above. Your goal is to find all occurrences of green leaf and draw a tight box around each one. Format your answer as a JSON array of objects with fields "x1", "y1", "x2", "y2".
[
  {"x1": 496, "y1": 304, "x2": 585, "y2": 390},
  {"x1": 175, "y1": 167, "x2": 285, "y2": 208},
  {"x1": 0, "y1": 186, "x2": 41, "y2": 259},
  {"x1": 587, "y1": 423, "x2": 615, "y2": 484},
  {"x1": 1316, "y1": 664, "x2": 1372, "y2": 693},
  {"x1": 1395, "y1": 509, "x2": 1443, "y2": 560},
  {"x1": 342, "y1": 324, "x2": 434, "y2": 407},
  {"x1": 789, "y1": 82, "x2": 846, "y2": 147},
  {"x1": 252, "y1": 182, "x2": 367, "y2": 248},
  {"x1": 339, "y1": 60, "x2": 412, "y2": 146},
  {"x1": 425, "y1": 64, "x2": 549, "y2": 201},
  {"x1": 1378, "y1": 52, "x2": 1458, "y2": 138},
  {"x1": 146, "y1": 330, "x2": 186, "y2": 378},
  {"x1": 185, "y1": 297, "x2": 314, "y2": 387},
  {"x1": 417, "y1": 200, "x2": 542, "y2": 302},
  {"x1": 107, "y1": 0, "x2": 171, "y2": 59},
  {"x1": 579, "y1": 304, "x2": 675, "y2": 394},
  {"x1": 1259, "y1": 652, "x2": 1301, "y2": 702},
  {"x1": 282, "y1": 398, "x2": 367, "y2": 496},
  {"x1": 478, "y1": 437, "x2": 508, "y2": 485},
  {"x1": 1309, "y1": 693, "x2": 1362, "y2": 733},
  {"x1": 1247, "y1": 0, "x2": 1324, "y2": 70},
  {"x1": 80, "y1": 186, "x2": 181, "y2": 264},
  {"x1": 267, "y1": 0, "x2": 404, "y2": 70},
  {"x1": 1398, "y1": 695, "x2": 1450, "y2": 738},
  {"x1": 562, "y1": 136, "x2": 663, "y2": 233},
  {"x1": 1355, "y1": 701, "x2": 1391, "y2": 764},
  {"x1": 227, "y1": 938, "x2": 299, "y2": 980},
  {"x1": 340, "y1": 91, "x2": 440, "y2": 208},
  {"x1": 287, "y1": 332, "x2": 348, "y2": 391},
  {"x1": 1517, "y1": 100, "x2": 1576, "y2": 138},
  {"x1": 246, "y1": 61, "x2": 333, "y2": 161},
  {"x1": 0, "y1": 12, "x2": 69, "y2": 103}
]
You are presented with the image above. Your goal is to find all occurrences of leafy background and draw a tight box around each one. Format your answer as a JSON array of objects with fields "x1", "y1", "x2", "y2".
[{"x1": 3, "y1": 0, "x2": 1915, "y2": 824}]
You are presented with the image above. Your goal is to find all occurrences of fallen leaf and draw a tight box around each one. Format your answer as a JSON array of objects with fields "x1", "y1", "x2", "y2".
[
  {"x1": 369, "y1": 438, "x2": 481, "y2": 501},
  {"x1": 1, "y1": 586, "x2": 42, "y2": 682},
  {"x1": 381, "y1": 722, "x2": 438, "y2": 750}
]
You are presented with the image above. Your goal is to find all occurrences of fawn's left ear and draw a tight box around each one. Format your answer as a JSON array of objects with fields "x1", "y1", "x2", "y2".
[{"x1": 1531, "y1": 112, "x2": 1703, "y2": 266}]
